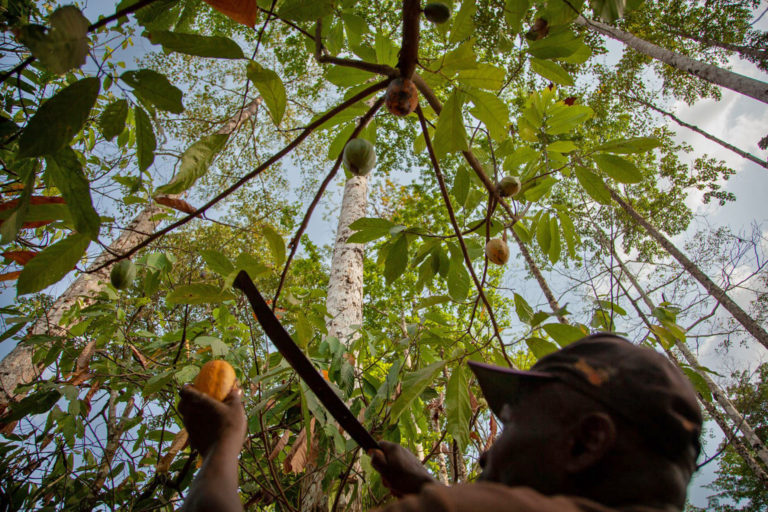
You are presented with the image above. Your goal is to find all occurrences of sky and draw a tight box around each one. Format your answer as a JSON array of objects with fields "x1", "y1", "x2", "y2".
[{"x1": 1, "y1": 1, "x2": 767, "y2": 507}]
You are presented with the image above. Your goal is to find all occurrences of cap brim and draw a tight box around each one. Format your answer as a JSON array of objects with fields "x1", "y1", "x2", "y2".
[{"x1": 468, "y1": 361, "x2": 555, "y2": 418}]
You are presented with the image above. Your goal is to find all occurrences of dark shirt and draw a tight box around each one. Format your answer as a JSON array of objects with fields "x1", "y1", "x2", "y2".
[{"x1": 374, "y1": 483, "x2": 676, "y2": 512}]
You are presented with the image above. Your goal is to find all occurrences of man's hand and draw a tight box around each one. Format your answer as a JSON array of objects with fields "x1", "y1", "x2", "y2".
[
  {"x1": 178, "y1": 385, "x2": 247, "y2": 457},
  {"x1": 369, "y1": 441, "x2": 438, "y2": 497}
]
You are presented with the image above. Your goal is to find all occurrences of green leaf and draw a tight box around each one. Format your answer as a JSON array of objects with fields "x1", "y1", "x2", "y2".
[
  {"x1": 558, "y1": 42, "x2": 592, "y2": 64},
  {"x1": 277, "y1": 0, "x2": 333, "y2": 22},
  {"x1": 680, "y1": 367, "x2": 712, "y2": 402},
  {"x1": 143, "y1": 371, "x2": 173, "y2": 397},
  {"x1": 514, "y1": 293, "x2": 534, "y2": 323},
  {"x1": 450, "y1": 0, "x2": 476, "y2": 43},
  {"x1": 529, "y1": 58, "x2": 574, "y2": 86},
  {"x1": 120, "y1": 69, "x2": 184, "y2": 114},
  {"x1": 261, "y1": 223, "x2": 285, "y2": 267},
  {"x1": 0, "y1": 322, "x2": 27, "y2": 344},
  {"x1": 536, "y1": 212, "x2": 551, "y2": 254},
  {"x1": 452, "y1": 166, "x2": 470, "y2": 207},
  {"x1": 16, "y1": 6, "x2": 89, "y2": 74},
  {"x1": 447, "y1": 254, "x2": 470, "y2": 301},
  {"x1": 200, "y1": 249, "x2": 235, "y2": 276},
  {"x1": 388, "y1": 361, "x2": 445, "y2": 423},
  {"x1": 17, "y1": 77, "x2": 100, "y2": 158},
  {"x1": 591, "y1": 0, "x2": 627, "y2": 22},
  {"x1": 384, "y1": 234, "x2": 409, "y2": 284},
  {"x1": 99, "y1": 99, "x2": 128, "y2": 141},
  {"x1": 4, "y1": 390, "x2": 62, "y2": 422},
  {"x1": 549, "y1": 216, "x2": 561, "y2": 263},
  {"x1": 0, "y1": 169, "x2": 34, "y2": 244},
  {"x1": 348, "y1": 217, "x2": 397, "y2": 243},
  {"x1": 246, "y1": 61, "x2": 287, "y2": 125},
  {"x1": 149, "y1": 30, "x2": 244, "y2": 59},
  {"x1": 374, "y1": 32, "x2": 398, "y2": 67},
  {"x1": 155, "y1": 133, "x2": 228, "y2": 195},
  {"x1": 446, "y1": 366, "x2": 471, "y2": 450},
  {"x1": 574, "y1": 166, "x2": 611, "y2": 204},
  {"x1": 432, "y1": 90, "x2": 468, "y2": 158},
  {"x1": 134, "y1": 106, "x2": 156, "y2": 172},
  {"x1": 325, "y1": 66, "x2": 375, "y2": 88},
  {"x1": 166, "y1": 284, "x2": 236, "y2": 305},
  {"x1": 593, "y1": 137, "x2": 661, "y2": 154},
  {"x1": 194, "y1": 336, "x2": 229, "y2": 357},
  {"x1": 593, "y1": 154, "x2": 643, "y2": 184},
  {"x1": 505, "y1": 0, "x2": 531, "y2": 33},
  {"x1": 546, "y1": 140, "x2": 577, "y2": 153},
  {"x1": 443, "y1": 42, "x2": 478, "y2": 72},
  {"x1": 468, "y1": 89, "x2": 510, "y2": 141},
  {"x1": 416, "y1": 295, "x2": 452, "y2": 309},
  {"x1": 542, "y1": 323, "x2": 586, "y2": 347},
  {"x1": 557, "y1": 210, "x2": 578, "y2": 258},
  {"x1": 341, "y1": 13, "x2": 367, "y2": 46},
  {"x1": 456, "y1": 64, "x2": 505, "y2": 90},
  {"x1": 45, "y1": 148, "x2": 100, "y2": 239},
  {"x1": 527, "y1": 30, "x2": 581, "y2": 59},
  {"x1": 525, "y1": 337, "x2": 559, "y2": 359},
  {"x1": 327, "y1": 123, "x2": 356, "y2": 161},
  {"x1": 175, "y1": 365, "x2": 199, "y2": 383},
  {"x1": 545, "y1": 105, "x2": 594, "y2": 135},
  {"x1": 17, "y1": 233, "x2": 90, "y2": 295}
]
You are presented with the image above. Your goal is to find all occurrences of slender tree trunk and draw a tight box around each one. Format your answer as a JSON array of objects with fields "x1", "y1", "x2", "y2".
[
  {"x1": 0, "y1": 98, "x2": 263, "y2": 410},
  {"x1": 608, "y1": 187, "x2": 768, "y2": 351},
  {"x1": 672, "y1": 30, "x2": 768, "y2": 64},
  {"x1": 301, "y1": 175, "x2": 368, "y2": 512},
  {"x1": 629, "y1": 96, "x2": 768, "y2": 169},
  {"x1": 612, "y1": 249, "x2": 768, "y2": 469},
  {"x1": 574, "y1": 16, "x2": 768, "y2": 104}
]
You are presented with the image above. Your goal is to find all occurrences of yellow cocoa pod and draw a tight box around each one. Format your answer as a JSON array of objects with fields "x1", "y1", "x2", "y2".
[
  {"x1": 485, "y1": 238, "x2": 510, "y2": 265},
  {"x1": 193, "y1": 360, "x2": 236, "y2": 401}
]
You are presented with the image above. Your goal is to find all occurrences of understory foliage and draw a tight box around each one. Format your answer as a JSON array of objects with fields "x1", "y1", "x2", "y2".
[{"x1": 0, "y1": 0, "x2": 765, "y2": 510}]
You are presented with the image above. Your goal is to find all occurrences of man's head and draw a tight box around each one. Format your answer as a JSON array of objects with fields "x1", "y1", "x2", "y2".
[{"x1": 470, "y1": 334, "x2": 702, "y2": 508}]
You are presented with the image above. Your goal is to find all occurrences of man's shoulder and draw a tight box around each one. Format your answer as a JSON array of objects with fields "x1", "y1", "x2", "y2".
[{"x1": 375, "y1": 482, "x2": 672, "y2": 512}]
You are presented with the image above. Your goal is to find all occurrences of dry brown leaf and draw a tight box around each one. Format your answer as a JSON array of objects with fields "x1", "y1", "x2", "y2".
[
  {"x1": 268, "y1": 429, "x2": 291, "y2": 461},
  {"x1": 0, "y1": 270, "x2": 22, "y2": 282},
  {"x1": 67, "y1": 370, "x2": 93, "y2": 386},
  {"x1": 2, "y1": 250, "x2": 38, "y2": 265},
  {"x1": 202, "y1": 0, "x2": 258, "y2": 27},
  {"x1": 157, "y1": 429, "x2": 190, "y2": 473},
  {"x1": 154, "y1": 195, "x2": 197, "y2": 214},
  {"x1": 128, "y1": 343, "x2": 149, "y2": 369},
  {"x1": 83, "y1": 380, "x2": 101, "y2": 416},
  {"x1": 0, "y1": 196, "x2": 65, "y2": 211},
  {"x1": 282, "y1": 418, "x2": 316, "y2": 474},
  {"x1": 484, "y1": 415, "x2": 497, "y2": 452},
  {"x1": 469, "y1": 388, "x2": 478, "y2": 413}
]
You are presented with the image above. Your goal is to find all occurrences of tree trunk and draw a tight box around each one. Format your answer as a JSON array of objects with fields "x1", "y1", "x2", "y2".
[
  {"x1": 629, "y1": 96, "x2": 768, "y2": 169},
  {"x1": 0, "y1": 98, "x2": 263, "y2": 410},
  {"x1": 612, "y1": 249, "x2": 768, "y2": 469},
  {"x1": 609, "y1": 187, "x2": 768, "y2": 351},
  {"x1": 301, "y1": 175, "x2": 368, "y2": 512},
  {"x1": 574, "y1": 16, "x2": 768, "y2": 105},
  {"x1": 672, "y1": 30, "x2": 767, "y2": 65}
]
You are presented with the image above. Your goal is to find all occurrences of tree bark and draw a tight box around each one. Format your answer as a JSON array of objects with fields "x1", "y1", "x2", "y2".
[
  {"x1": 574, "y1": 16, "x2": 768, "y2": 105},
  {"x1": 612, "y1": 249, "x2": 768, "y2": 469},
  {"x1": 609, "y1": 187, "x2": 768, "y2": 351},
  {"x1": 629, "y1": 96, "x2": 768, "y2": 170},
  {"x1": 0, "y1": 97, "x2": 263, "y2": 410}
]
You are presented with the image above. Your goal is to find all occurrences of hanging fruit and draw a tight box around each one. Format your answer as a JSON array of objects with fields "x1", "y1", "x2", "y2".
[
  {"x1": 424, "y1": 2, "x2": 451, "y2": 24},
  {"x1": 193, "y1": 360, "x2": 237, "y2": 401},
  {"x1": 497, "y1": 176, "x2": 522, "y2": 198},
  {"x1": 485, "y1": 238, "x2": 510, "y2": 265},
  {"x1": 110, "y1": 260, "x2": 136, "y2": 290},
  {"x1": 385, "y1": 78, "x2": 419, "y2": 117},
  {"x1": 342, "y1": 138, "x2": 377, "y2": 176}
]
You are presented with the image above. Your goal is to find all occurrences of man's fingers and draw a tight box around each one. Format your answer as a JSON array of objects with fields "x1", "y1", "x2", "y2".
[
  {"x1": 223, "y1": 384, "x2": 243, "y2": 405},
  {"x1": 368, "y1": 448, "x2": 386, "y2": 471}
]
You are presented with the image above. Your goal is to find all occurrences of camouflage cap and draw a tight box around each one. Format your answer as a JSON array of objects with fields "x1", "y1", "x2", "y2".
[{"x1": 468, "y1": 333, "x2": 702, "y2": 463}]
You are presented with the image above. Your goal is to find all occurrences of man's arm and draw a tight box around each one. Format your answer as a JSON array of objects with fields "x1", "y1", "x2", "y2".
[
  {"x1": 178, "y1": 385, "x2": 247, "y2": 512},
  {"x1": 369, "y1": 441, "x2": 441, "y2": 497}
]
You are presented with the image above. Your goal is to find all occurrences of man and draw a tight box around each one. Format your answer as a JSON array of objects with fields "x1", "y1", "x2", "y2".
[{"x1": 178, "y1": 333, "x2": 702, "y2": 511}]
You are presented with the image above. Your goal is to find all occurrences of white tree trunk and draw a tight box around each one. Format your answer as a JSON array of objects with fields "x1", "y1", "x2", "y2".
[
  {"x1": 574, "y1": 16, "x2": 768, "y2": 105},
  {"x1": 0, "y1": 98, "x2": 262, "y2": 409},
  {"x1": 609, "y1": 187, "x2": 768, "y2": 352}
]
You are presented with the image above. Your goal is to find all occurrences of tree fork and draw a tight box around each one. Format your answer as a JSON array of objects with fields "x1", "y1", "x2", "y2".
[{"x1": 608, "y1": 187, "x2": 768, "y2": 351}]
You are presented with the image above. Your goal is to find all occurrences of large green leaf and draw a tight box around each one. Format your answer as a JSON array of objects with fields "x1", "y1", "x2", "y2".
[
  {"x1": 388, "y1": 361, "x2": 445, "y2": 423},
  {"x1": 99, "y1": 99, "x2": 128, "y2": 141},
  {"x1": 374, "y1": 32, "x2": 398, "y2": 67},
  {"x1": 277, "y1": 0, "x2": 333, "y2": 22},
  {"x1": 514, "y1": 293, "x2": 534, "y2": 323},
  {"x1": 456, "y1": 64, "x2": 505, "y2": 90},
  {"x1": 536, "y1": 212, "x2": 551, "y2": 254},
  {"x1": 452, "y1": 166, "x2": 470, "y2": 206},
  {"x1": 325, "y1": 66, "x2": 375, "y2": 88},
  {"x1": 447, "y1": 253, "x2": 470, "y2": 301},
  {"x1": 468, "y1": 89, "x2": 510, "y2": 141},
  {"x1": 17, "y1": 77, "x2": 100, "y2": 158},
  {"x1": 505, "y1": 0, "x2": 531, "y2": 33},
  {"x1": 446, "y1": 366, "x2": 471, "y2": 450},
  {"x1": 591, "y1": 0, "x2": 627, "y2": 22},
  {"x1": 120, "y1": 69, "x2": 184, "y2": 114},
  {"x1": 557, "y1": 210, "x2": 578, "y2": 258},
  {"x1": 134, "y1": 106, "x2": 156, "y2": 172},
  {"x1": 154, "y1": 133, "x2": 229, "y2": 195},
  {"x1": 16, "y1": 6, "x2": 89, "y2": 74},
  {"x1": 527, "y1": 30, "x2": 581, "y2": 59},
  {"x1": 574, "y1": 166, "x2": 611, "y2": 204},
  {"x1": 45, "y1": 148, "x2": 100, "y2": 239},
  {"x1": 246, "y1": 61, "x2": 286, "y2": 125},
  {"x1": 166, "y1": 284, "x2": 236, "y2": 305},
  {"x1": 260, "y1": 223, "x2": 285, "y2": 267},
  {"x1": 149, "y1": 30, "x2": 244, "y2": 59},
  {"x1": 593, "y1": 154, "x2": 643, "y2": 184},
  {"x1": 450, "y1": 0, "x2": 477, "y2": 43},
  {"x1": 384, "y1": 234, "x2": 409, "y2": 284},
  {"x1": 17, "y1": 233, "x2": 90, "y2": 295},
  {"x1": 549, "y1": 216, "x2": 561, "y2": 263},
  {"x1": 545, "y1": 105, "x2": 594, "y2": 135},
  {"x1": 348, "y1": 217, "x2": 397, "y2": 243},
  {"x1": 432, "y1": 90, "x2": 468, "y2": 158},
  {"x1": 542, "y1": 323, "x2": 587, "y2": 346},
  {"x1": 200, "y1": 249, "x2": 235, "y2": 276},
  {"x1": 593, "y1": 137, "x2": 661, "y2": 154},
  {"x1": 529, "y1": 58, "x2": 574, "y2": 86},
  {"x1": 526, "y1": 337, "x2": 559, "y2": 359}
]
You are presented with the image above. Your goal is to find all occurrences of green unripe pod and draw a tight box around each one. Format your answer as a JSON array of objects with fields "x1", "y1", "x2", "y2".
[
  {"x1": 497, "y1": 176, "x2": 522, "y2": 198},
  {"x1": 424, "y1": 2, "x2": 451, "y2": 24},
  {"x1": 110, "y1": 260, "x2": 137, "y2": 290},
  {"x1": 342, "y1": 138, "x2": 376, "y2": 176}
]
